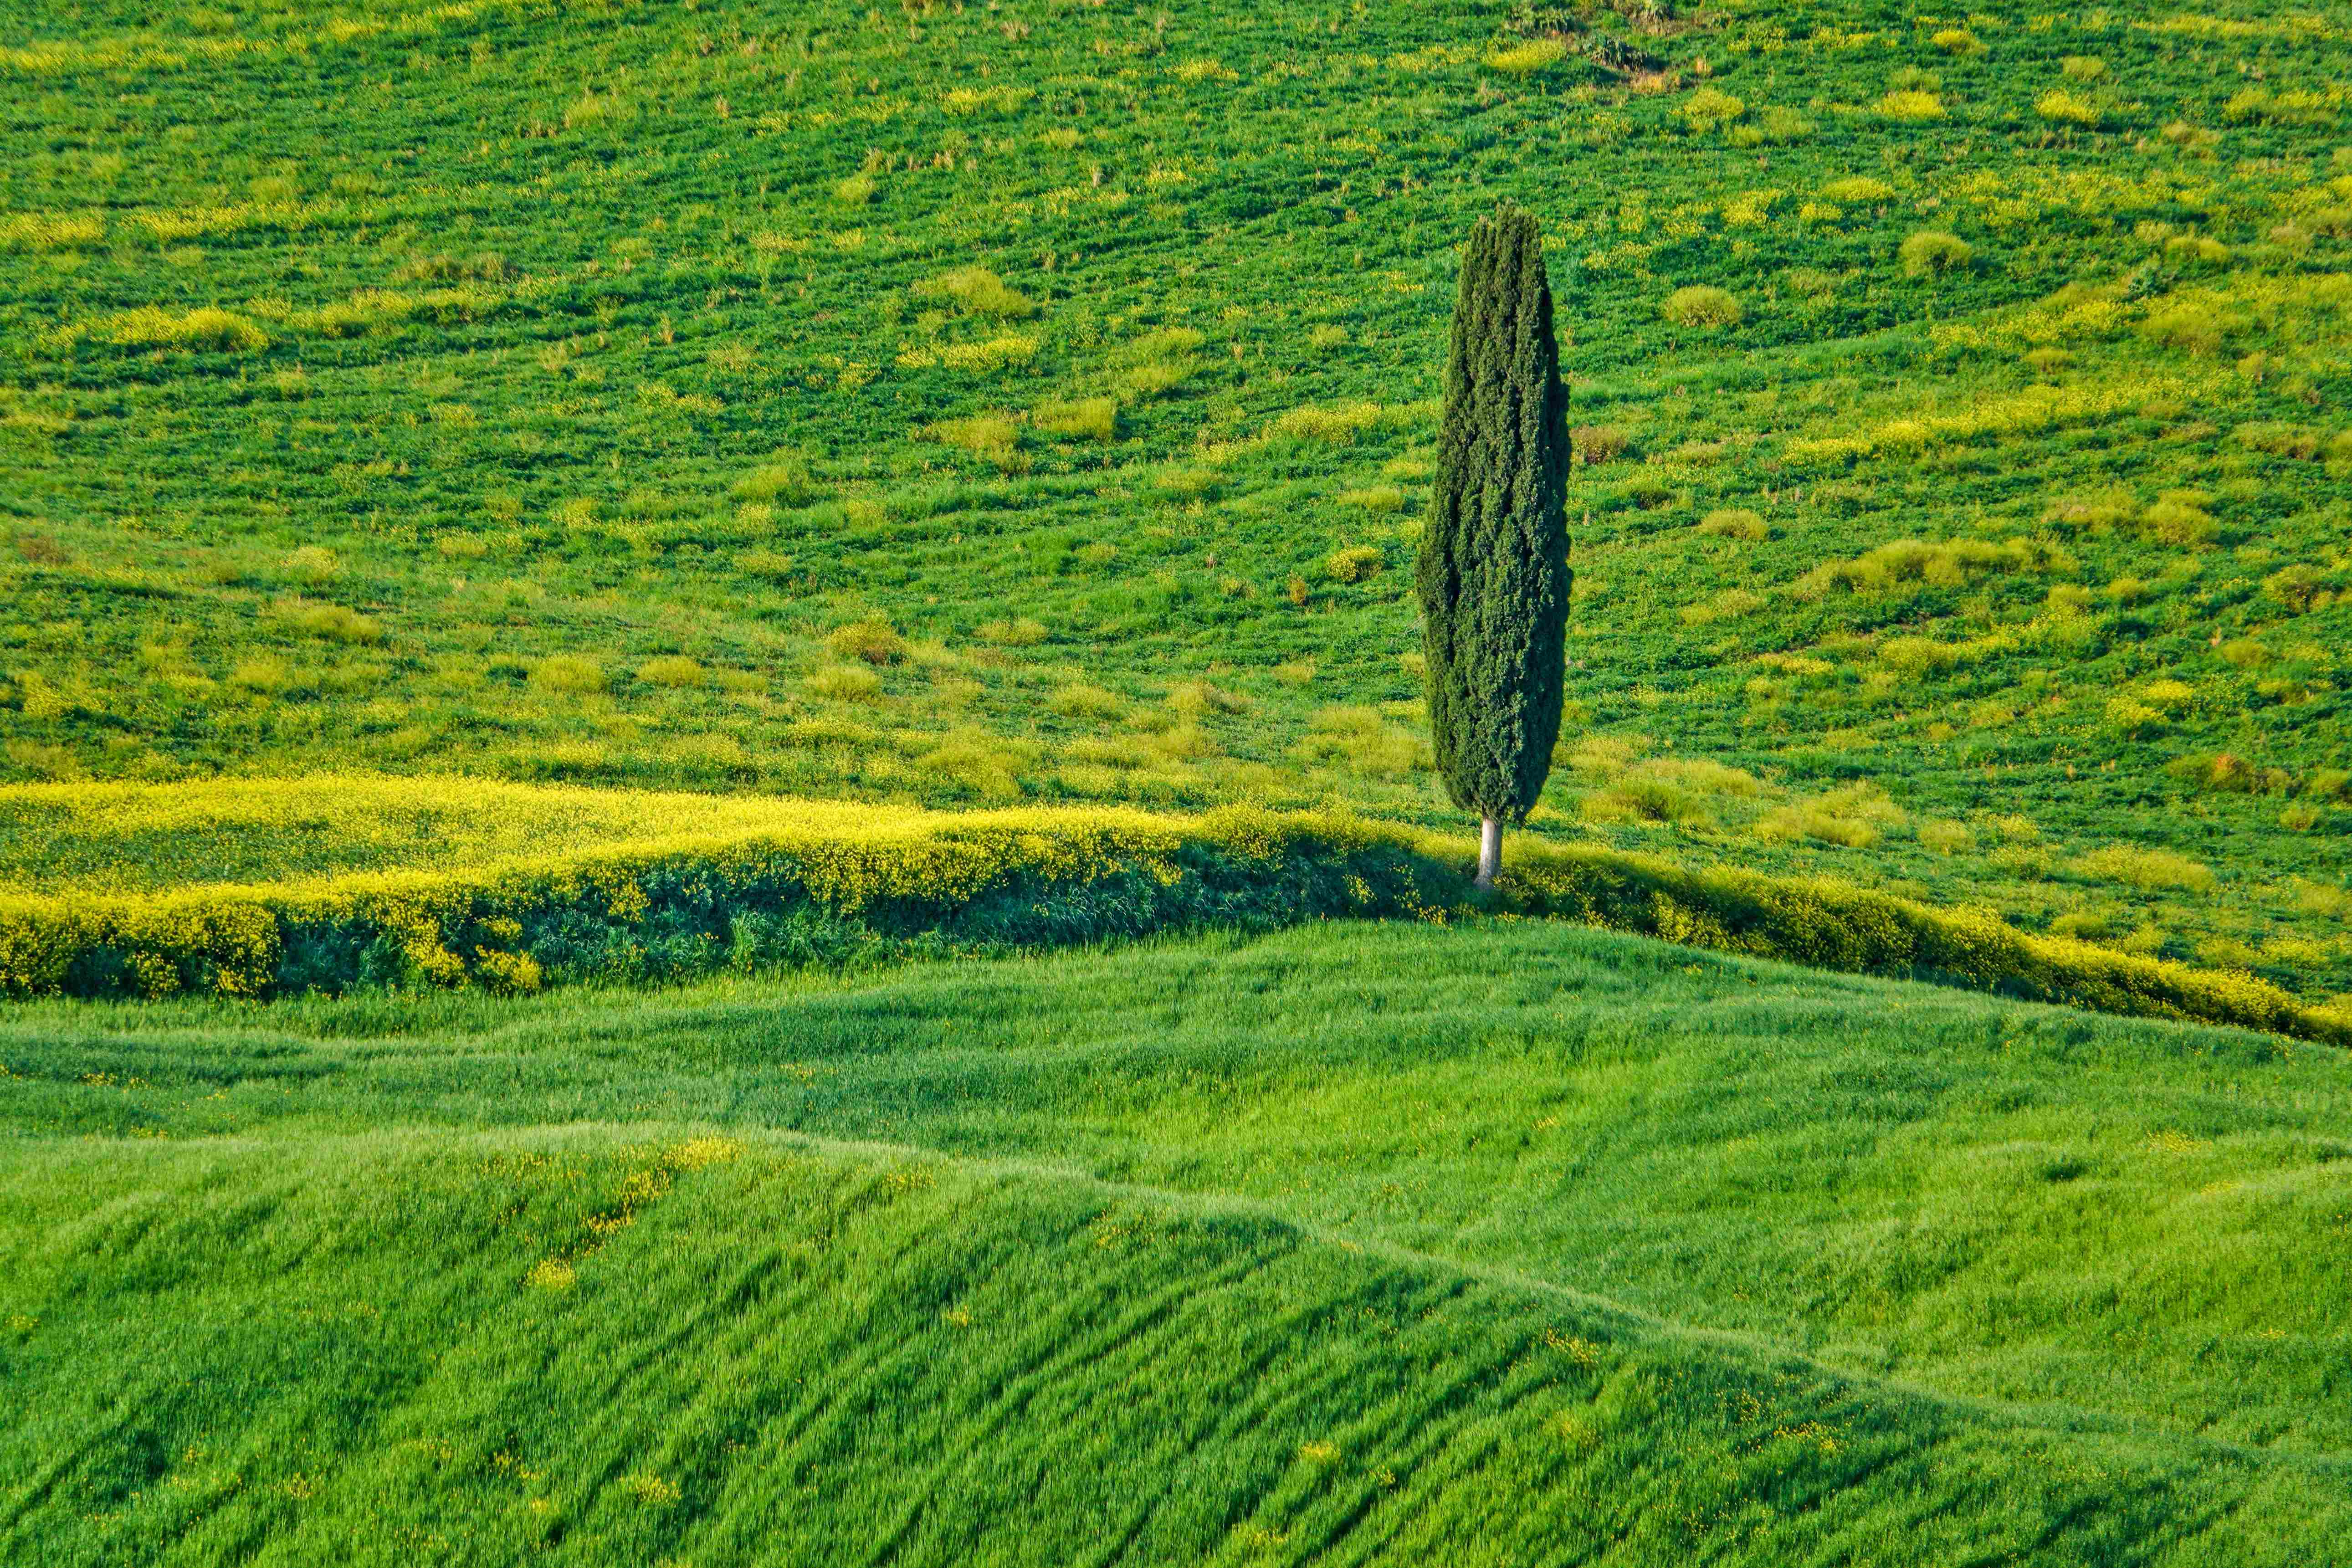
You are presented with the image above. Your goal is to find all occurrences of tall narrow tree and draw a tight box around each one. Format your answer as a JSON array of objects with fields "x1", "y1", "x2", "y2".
[{"x1": 1417, "y1": 201, "x2": 1572, "y2": 889}]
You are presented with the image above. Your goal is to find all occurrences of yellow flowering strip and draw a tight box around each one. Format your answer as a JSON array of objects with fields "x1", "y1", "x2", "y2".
[{"x1": 0, "y1": 800, "x2": 2341, "y2": 1046}]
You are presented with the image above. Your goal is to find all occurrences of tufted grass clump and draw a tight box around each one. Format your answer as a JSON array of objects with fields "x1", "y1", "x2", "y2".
[
  {"x1": 1876, "y1": 90, "x2": 1945, "y2": 122},
  {"x1": 978, "y1": 617, "x2": 1047, "y2": 647},
  {"x1": 935, "y1": 336, "x2": 1039, "y2": 374},
  {"x1": 2138, "y1": 492, "x2": 2217, "y2": 547},
  {"x1": 916, "y1": 266, "x2": 1036, "y2": 319},
  {"x1": 1048, "y1": 683, "x2": 1125, "y2": 720},
  {"x1": 926, "y1": 415, "x2": 1025, "y2": 468},
  {"x1": 1661, "y1": 286, "x2": 1742, "y2": 328},
  {"x1": 1819, "y1": 175, "x2": 1895, "y2": 205},
  {"x1": 733, "y1": 459, "x2": 819, "y2": 509},
  {"x1": 1754, "y1": 782, "x2": 1906, "y2": 849},
  {"x1": 1484, "y1": 38, "x2": 1566, "y2": 77},
  {"x1": 1918, "y1": 819, "x2": 1975, "y2": 855},
  {"x1": 1291, "y1": 705, "x2": 1422, "y2": 776},
  {"x1": 1571, "y1": 425, "x2": 1633, "y2": 466},
  {"x1": 827, "y1": 620, "x2": 907, "y2": 666},
  {"x1": 1271, "y1": 400, "x2": 1384, "y2": 444},
  {"x1": 1794, "y1": 537, "x2": 2058, "y2": 598},
  {"x1": 1336, "y1": 484, "x2": 1405, "y2": 513},
  {"x1": 2140, "y1": 300, "x2": 2234, "y2": 355},
  {"x1": 1899, "y1": 231, "x2": 1973, "y2": 277},
  {"x1": 1326, "y1": 544, "x2": 1384, "y2": 583},
  {"x1": 2075, "y1": 844, "x2": 2214, "y2": 892},
  {"x1": 1679, "y1": 588, "x2": 1765, "y2": 627},
  {"x1": 75, "y1": 305, "x2": 268, "y2": 353},
  {"x1": 1683, "y1": 87, "x2": 1746, "y2": 133},
  {"x1": 634, "y1": 656, "x2": 702, "y2": 689},
  {"x1": 269, "y1": 597, "x2": 382, "y2": 644},
  {"x1": 1698, "y1": 508, "x2": 1769, "y2": 542},
  {"x1": 2037, "y1": 90, "x2": 2101, "y2": 127},
  {"x1": 1031, "y1": 395, "x2": 1116, "y2": 441},
  {"x1": 805, "y1": 663, "x2": 885, "y2": 703},
  {"x1": 532, "y1": 655, "x2": 605, "y2": 695}
]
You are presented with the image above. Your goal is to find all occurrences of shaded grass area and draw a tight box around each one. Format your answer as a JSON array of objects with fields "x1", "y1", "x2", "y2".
[{"x1": 6, "y1": 922, "x2": 2352, "y2": 1562}]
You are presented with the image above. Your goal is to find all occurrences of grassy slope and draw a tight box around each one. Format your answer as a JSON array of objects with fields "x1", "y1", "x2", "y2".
[
  {"x1": 3, "y1": 0, "x2": 2352, "y2": 995},
  {"x1": 7, "y1": 922, "x2": 2352, "y2": 1562}
]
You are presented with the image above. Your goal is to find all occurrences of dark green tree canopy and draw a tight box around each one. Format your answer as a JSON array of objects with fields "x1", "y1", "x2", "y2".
[{"x1": 1417, "y1": 201, "x2": 1573, "y2": 828}]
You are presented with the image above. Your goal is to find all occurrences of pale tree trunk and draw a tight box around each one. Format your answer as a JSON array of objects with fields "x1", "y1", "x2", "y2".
[{"x1": 1476, "y1": 815, "x2": 1502, "y2": 890}]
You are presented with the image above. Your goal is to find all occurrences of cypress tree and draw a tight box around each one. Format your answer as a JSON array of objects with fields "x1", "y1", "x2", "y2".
[{"x1": 1416, "y1": 201, "x2": 1572, "y2": 889}]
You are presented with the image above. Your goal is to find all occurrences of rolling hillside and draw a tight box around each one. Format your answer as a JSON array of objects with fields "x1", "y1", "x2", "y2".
[
  {"x1": 2, "y1": 0, "x2": 2350, "y2": 999},
  {"x1": 6, "y1": 923, "x2": 2352, "y2": 1563},
  {"x1": 8, "y1": 0, "x2": 2352, "y2": 1558}
]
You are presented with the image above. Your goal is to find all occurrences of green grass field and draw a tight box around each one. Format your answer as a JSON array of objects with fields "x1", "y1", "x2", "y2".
[
  {"x1": 3, "y1": 0, "x2": 2351, "y2": 996},
  {"x1": 6, "y1": 922, "x2": 2352, "y2": 1563},
  {"x1": 9, "y1": 0, "x2": 2352, "y2": 1556}
]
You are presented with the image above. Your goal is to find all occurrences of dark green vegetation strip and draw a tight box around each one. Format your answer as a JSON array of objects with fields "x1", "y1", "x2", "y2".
[
  {"x1": 5, "y1": 806, "x2": 2343, "y2": 1044},
  {"x1": 5, "y1": 923, "x2": 2351, "y2": 1563}
]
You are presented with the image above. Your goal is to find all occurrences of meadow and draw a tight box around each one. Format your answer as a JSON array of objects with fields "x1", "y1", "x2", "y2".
[
  {"x1": 2, "y1": 0, "x2": 2350, "y2": 1003},
  {"x1": 6, "y1": 922, "x2": 2352, "y2": 1564},
  {"x1": 8, "y1": 0, "x2": 2352, "y2": 1556}
]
